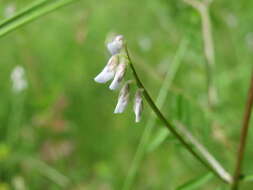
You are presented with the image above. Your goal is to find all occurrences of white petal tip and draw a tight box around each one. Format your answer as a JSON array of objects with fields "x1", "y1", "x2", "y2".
[
  {"x1": 114, "y1": 110, "x2": 122, "y2": 114},
  {"x1": 94, "y1": 77, "x2": 105, "y2": 83},
  {"x1": 109, "y1": 83, "x2": 119, "y2": 90},
  {"x1": 114, "y1": 106, "x2": 125, "y2": 114},
  {"x1": 94, "y1": 71, "x2": 114, "y2": 83}
]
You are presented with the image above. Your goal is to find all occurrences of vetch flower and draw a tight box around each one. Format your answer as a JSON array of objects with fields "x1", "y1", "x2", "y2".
[
  {"x1": 94, "y1": 55, "x2": 119, "y2": 83},
  {"x1": 114, "y1": 81, "x2": 131, "y2": 114},
  {"x1": 134, "y1": 89, "x2": 143, "y2": 123},
  {"x1": 109, "y1": 57, "x2": 127, "y2": 90},
  {"x1": 94, "y1": 34, "x2": 146, "y2": 123},
  {"x1": 107, "y1": 35, "x2": 124, "y2": 55}
]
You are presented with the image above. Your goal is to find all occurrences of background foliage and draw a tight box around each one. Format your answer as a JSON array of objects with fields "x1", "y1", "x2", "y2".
[{"x1": 0, "y1": 0, "x2": 252, "y2": 189}]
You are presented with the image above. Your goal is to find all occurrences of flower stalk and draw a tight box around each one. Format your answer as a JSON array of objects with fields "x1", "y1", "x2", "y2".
[{"x1": 125, "y1": 44, "x2": 231, "y2": 184}]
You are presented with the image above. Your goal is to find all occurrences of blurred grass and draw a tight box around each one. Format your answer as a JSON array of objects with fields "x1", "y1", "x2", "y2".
[{"x1": 0, "y1": 0, "x2": 252, "y2": 189}]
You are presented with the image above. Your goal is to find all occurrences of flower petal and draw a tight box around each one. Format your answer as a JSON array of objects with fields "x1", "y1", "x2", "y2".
[
  {"x1": 109, "y1": 62, "x2": 127, "y2": 90},
  {"x1": 134, "y1": 89, "x2": 143, "y2": 122},
  {"x1": 94, "y1": 66, "x2": 115, "y2": 83},
  {"x1": 107, "y1": 35, "x2": 124, "y2": 55},
  {"x1": 94, "y1": 55, "x2": 119, "y2": 83},
  {"x1": 114, "y1": 82, "x2": 130, "y2": 114}
]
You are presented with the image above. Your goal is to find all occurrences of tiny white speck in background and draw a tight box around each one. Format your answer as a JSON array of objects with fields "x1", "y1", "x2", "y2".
[{"x1": 11, "y1": 66, "x2": 28, "y2": 93}]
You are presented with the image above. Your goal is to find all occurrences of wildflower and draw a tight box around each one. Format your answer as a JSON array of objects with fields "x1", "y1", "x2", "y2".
[
  {"x1": 107, "y1": 35, "x2": 124, "y2": 55},
  {"x1": 134, "y1": 89, "x2": 143, "y2": 123},
  {"x1": 94, "y1": 55, "x2": 119, "y2": 83},
  {"x1": 114, "y1": 81, "x2": 131, "y2": 114},
  {"x1": 11, "y1": 66, "x2": 27, "y2": 93},
  {"x1": 94, "y1": 34, "x2": 145, "y2": 123},
  {"x1": 109, "y1": 57, "x2": 127, "y2": 90}
]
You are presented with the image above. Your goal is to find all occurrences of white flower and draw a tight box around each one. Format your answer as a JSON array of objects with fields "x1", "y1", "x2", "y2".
[
  {"x1": 114, "y1": 82, "x2": 130, "y2": 114},
  {"x1": 107, "y1": 35, "x2": 124, "y2": 55},
  {"x1": 11, "y1": 66, "x2": 27, "y2": 93},
  {"x1": 134, "y1": 89, "x2": 143, "y2": 123},
  {"x1": 109, "y1": 58, "x2": 127, "y2": 90},
  {"x1": 94, "y1": 55, "x2": 119, "y2": 83}
]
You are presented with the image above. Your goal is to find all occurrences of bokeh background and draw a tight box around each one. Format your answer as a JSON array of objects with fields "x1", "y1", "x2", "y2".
[{"x1": 0, "y1": 0, "x2": 253, "y2": 189}]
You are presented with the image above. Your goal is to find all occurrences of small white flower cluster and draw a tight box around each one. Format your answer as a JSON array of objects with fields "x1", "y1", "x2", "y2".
[
  {"x1": 94, "y1": 35, "x2": 143, "y2": 122},
  {"x1": 11, "y1": 65, "x2": 28, "y2": 93}
]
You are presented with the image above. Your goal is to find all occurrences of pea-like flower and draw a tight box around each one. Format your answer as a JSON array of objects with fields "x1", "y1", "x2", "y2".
[
  {"x1": 114, "y1": 81, "x2": 131, "y2": 114},
  {"x1": 134, "y1": 89, "x2": 143, "y2": 123},
  {"x1": 109, "y1": 58, "x2": 127, "y2": 90},
  {"x1": 94, "y1": 34, "x2": 144, "y2": 123},
  {"x1": 94, "y1": 55, "x2": 119, "y2": 83},
  {"x1": 107, "y1": 35, "x2": 124, "y2": 55}
]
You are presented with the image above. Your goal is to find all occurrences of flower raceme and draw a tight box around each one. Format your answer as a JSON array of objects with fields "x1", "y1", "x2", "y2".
[{"x1": 94, "y1": 34, "x2": 143, "y2": 122}]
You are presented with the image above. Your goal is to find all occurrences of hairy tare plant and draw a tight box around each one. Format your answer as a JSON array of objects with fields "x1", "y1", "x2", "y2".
[{"x1": 93, "y1": 34, "x2": 253, "y2": 190}]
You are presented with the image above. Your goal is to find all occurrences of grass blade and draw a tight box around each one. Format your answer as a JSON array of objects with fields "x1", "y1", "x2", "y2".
[
  {"x1": 176, "y1": 173, "x2": 213, "y2": 190},
  {"x1": 147, "y1": 128, "x2": 170, "y2": 152},
  {"x1": 0, "y1": 0, "x2": 78, "y2": 37}
]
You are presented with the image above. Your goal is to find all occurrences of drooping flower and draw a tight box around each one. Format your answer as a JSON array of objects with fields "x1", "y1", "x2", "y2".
[
  {"x1": 94, "y1": 55, "x2": 119, "y2": 83},
  {"x1": 134, "y1": 89, "x2": 143, "y2": 123},
  {"x1": 114, "y1": 81, "x2": 131, "y2": 114},
  {"x1": 107, "y1": 35, "x2": 124, "y2": 55},
  {"x1": 11, "y1": 65, "x2": 28, "y2": 93},
  {"x1": 109, "y1": 57, "x2": 127, "y2": 90}
]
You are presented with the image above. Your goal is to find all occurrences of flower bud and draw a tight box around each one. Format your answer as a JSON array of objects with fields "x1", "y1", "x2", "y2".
[
  {"x1": 109, "y1": 58, "x2": 127, "y2": 90},
  {"x1": 94, "y1": 55, "x2": 119, "y2": 83},
  {"x1": 107, "y1": 35, "x2": 124, "y2": 55},
  {"x1": 114, "y1": 81, "x2": 131, "y2": 114},
  {"x1": 134, "y1": 89, "x2": 143, "y2": 123}
]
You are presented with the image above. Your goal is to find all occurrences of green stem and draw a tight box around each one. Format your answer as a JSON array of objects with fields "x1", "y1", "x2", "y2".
[
  {"x1": 123, "y1": 39, "x2": 188, "y2": 190},
  {"x1": 0, "y1": 0, "x2": 78, "y2": 37},
  {"x1": 125, "y1": 44, "x2": 229, "y2": 184}
]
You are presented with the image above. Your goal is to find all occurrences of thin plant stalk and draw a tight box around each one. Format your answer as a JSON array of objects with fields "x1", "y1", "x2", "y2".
[
  {"x1": 183, "y1": 0, "x2": 217, "y2": 108},
  {"x1": 125, "y1": 44, "x2": 230, "y2": 184},
  {"x1": 123, "y1": 39, "x2": 188, "y2": 190},
  {"x1": 0, "y1": 0, "x2": 78, "y2": 37},
  {"x1": 231, "y1": 70, "x2": 253, "y2": 190},
  {"x1": 7, "y1": 91, "x2": 26, "y2": 145},
  {"x1": 174, "y1": 121, "x2": 232, "y2": 183}
]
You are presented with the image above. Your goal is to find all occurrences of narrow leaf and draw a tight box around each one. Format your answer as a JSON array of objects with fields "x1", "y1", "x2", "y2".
[
  {"x1": 147, "y1": 128, "x2": 170, "y2": 152},
  {"x1": 0, "y1": 0, "x2": 78, "y2": 37},
  {"x1": 176, "y1": 173, "x2": 213, "y2": 190}
]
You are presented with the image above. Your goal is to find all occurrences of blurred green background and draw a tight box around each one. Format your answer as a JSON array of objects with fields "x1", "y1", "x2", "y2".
[{"x1": 0, "y1": 0, "x2": 253, "y2": 189}]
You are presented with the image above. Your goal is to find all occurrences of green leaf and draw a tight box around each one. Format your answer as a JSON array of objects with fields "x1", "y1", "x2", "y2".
[
  {"x1": 176, "y1": 173, "x2": 213, "y2": 190},
  {"x1": 243, "y1": 174, "x2": 253, "y2": 182},
  {"x1": 0, "y1": 0, "x2": 78, "y2": 37}
]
